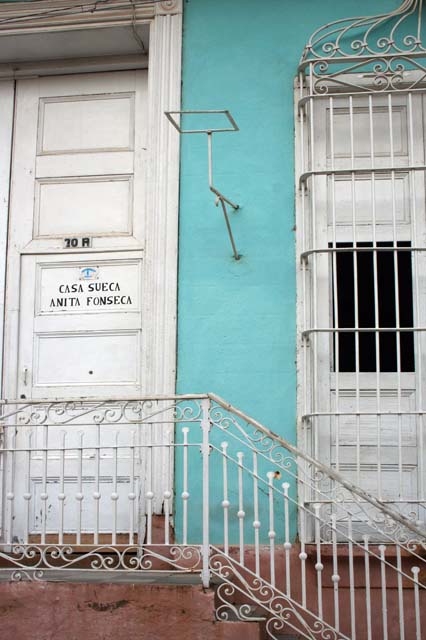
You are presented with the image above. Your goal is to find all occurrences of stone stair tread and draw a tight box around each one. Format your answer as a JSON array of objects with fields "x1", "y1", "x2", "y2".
[{"x1": 0, "y1": 568, "x2": 203, "y2": 584}]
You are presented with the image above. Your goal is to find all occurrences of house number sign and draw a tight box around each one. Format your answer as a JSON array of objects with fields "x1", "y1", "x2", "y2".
[{"x1": 63, "y1": 237, "x2": 92, "y2": 248}]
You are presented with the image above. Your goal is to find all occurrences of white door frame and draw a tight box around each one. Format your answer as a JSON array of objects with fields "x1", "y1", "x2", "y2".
[{"x1": 0, "y1": 80, "x2": 14, "y2": 390}]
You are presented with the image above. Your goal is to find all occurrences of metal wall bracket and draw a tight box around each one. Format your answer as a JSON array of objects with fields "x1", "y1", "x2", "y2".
[{"x1": 165, "y1": 109, "x2": 241, "y2": 260}]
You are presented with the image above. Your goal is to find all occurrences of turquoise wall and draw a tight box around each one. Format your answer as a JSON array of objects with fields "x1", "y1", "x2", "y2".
[{"x1": 176, "y1": 0, "x2": 400, "y2": 542}]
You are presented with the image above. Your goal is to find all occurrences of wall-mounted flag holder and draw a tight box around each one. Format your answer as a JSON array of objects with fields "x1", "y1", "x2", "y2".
[{"x1": 165, "y1": 109, "x2": 241, "y2": 260}]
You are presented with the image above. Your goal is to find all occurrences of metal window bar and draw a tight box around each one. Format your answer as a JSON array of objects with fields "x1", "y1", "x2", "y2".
[{"x1": 297, "y1": 43, "x2": 426, "y2": 530}]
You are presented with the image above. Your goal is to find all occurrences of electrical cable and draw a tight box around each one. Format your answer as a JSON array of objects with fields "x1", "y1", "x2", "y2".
[
  {"x1": 129, "y1": 0, "x2": 146, "y2": 53},
  {"x1": 0, "y1": 0, "x2": 171, "y2": 27}
]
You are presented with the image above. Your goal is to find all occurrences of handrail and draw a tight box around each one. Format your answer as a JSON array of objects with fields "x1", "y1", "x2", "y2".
[
  {"x1": 0, "y1": 393, "x2": 425, "y2": 637},
  {"x1": 209, "y1": 392, "x2": 426, "y2": 539},
  {"x1": 0, "y1": 391, "x2": 424, "y2": 539},
  {"x1": 0, "y1": 393, "x2": 209, "y2": 405}
]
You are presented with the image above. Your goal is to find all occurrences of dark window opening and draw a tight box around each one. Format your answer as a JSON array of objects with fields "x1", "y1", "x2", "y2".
[{"x1": 331, "y1": 241, "x2": 414, "y2": 372}]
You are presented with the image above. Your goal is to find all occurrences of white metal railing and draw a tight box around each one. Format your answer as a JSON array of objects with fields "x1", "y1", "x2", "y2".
[{"x1": 0, "y1": 394, "x2": 425, "y2": 639}]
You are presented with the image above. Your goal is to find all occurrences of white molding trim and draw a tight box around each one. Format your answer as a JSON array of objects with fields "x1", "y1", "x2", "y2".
[
  {"x1": 143, "y1": 6, "x2": 181, "y2": 396},
  {"x1": 0, "y1": 82, "x2": 14, "y2": 394},
  {"x1": 142, "y1": 4, "x2": 182, "y2": 509},
  {"x1": 0, "y1": 0, "x2": 181, "y2": 35},
  {"x1": 0, "y1": 54, "x2": 148, "y2": 79}
]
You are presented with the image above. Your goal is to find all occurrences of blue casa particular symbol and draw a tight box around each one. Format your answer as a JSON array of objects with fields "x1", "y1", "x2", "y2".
[{"x1": 80, "y1": 267, "x2": 99, "y2": 280}]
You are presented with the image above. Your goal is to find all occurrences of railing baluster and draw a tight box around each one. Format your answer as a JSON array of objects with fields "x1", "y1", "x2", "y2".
[
  {"x1": 58, "y1": 431, "x2": 66, "y2": 546},
  {"x1": 111, "y1": 431, "x2": 118, "y2": 546},
  {"x1": 128, "y1": 430, "x2": 136, "y2": 545},
  {"x1": 412, "y1": 566, "x2": 421, "y2": 640},
  {"x1": 379, "y1": 545, "x2": 388, "y2": 640},
  {"x1": 137, "y1": 418, "x2": 143, "y2": 547},
  {"x1": 396, "y1": 544, "x2": 405, "y2": 640},
  {"x1": 267, "y1": 472, "x2": 276, "y2": 587},
  {"x1": 146, "y1": 431, "x2": 153, "y2": 545},
  {"x1": 237, "y1": 451, "x2": 245, "y2": 565},
  {"x1": 93, "y1": 423, "x2": 101, "y2": 545},
  {"x1": 364, "y1": 536, "x2": 372, "y2": 640},
  {"x1": 221, "y1": 441, "x2": 229, "y2": 556},
  {"x1": 314, "y1": 503, "x2": 323, "y2": 619},
  {"x1": 283, "y1": 481, "x2": 291, "y2": 597},
  {"x1": 252, "y1": 451, "x2": 260, "y2": 577},
  {"x1": 76, "y1": 431, "x2": 84, "y2": 546},
  {"x1": 164, "y1": 489, "x2": 170, "y2": 544},
  {"x1": 41, "y1": 423, "x2": 48, "y2": 545},
  {"x1": 201, "y1": 397, "x2": 211, "y2": 588},
  {"x1": 163, "y1": 430, "x2": 172, "y2": 545},
  {"x1": 347, "y1": 516, "x2": 356, "y2": 640},
  {"x1": 6, "y1": 426, "x2": 16, "y2": 546},
  {"x1": 23, "y1": 430, "x2": 33, "y2": 545},
  {"x1": 299, "y1": 505, "x2": 307, "y2": 609},
  {"x1": 331, "y1": 513, "x2": 340, "y2": 632},
  {"x1": 181, "y1": 427, "x2": 189, "y2": 546}
]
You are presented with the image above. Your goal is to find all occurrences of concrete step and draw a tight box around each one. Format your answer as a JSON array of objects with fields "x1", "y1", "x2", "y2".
[{"x1": 0, "y1": 581, "x2": 262, "y2": 640}]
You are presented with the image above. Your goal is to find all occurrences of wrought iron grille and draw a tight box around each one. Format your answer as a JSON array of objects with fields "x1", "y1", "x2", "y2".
[{"x1": 297, "y1": 0, "x2": 426, "y2": 532}]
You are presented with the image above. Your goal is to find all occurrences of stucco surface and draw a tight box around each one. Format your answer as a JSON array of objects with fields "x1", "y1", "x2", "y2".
[
  {"x1": 175, "y1": 0, "x2": 400, "y2": 542},
  {"x1": 177, "y1": 0, "x2": 400, "y2": 430}
]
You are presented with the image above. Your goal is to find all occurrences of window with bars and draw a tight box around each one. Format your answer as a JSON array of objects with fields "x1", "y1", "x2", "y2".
[
  {"x1": 331, "y1": 242, "x2": 414, "y2": 373},
  {"x1": 297, "y1": 85, "x2": 426, "y2": 524}
]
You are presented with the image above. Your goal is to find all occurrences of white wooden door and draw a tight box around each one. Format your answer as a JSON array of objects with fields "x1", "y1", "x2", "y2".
[
  {"x1": 312, "y1": 92, "x2": 426, "y2": 518},
  {"x1": 4, "y1": 71, "x2": 152, "y2": 542},
  {"x1": 5, "y1": 70, "x2": 147, "y2": 400}
]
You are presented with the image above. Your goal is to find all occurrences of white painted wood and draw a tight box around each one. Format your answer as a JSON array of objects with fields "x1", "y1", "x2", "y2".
[
  {"x1": 310, "y1": 92, "x2": 426, "y2": 511},
  {"x1": 143, "y1": 6, "x2": 182, "y2": 510},
  {"x1": 1, "y1": 0, "x2": 182, "y2": 537},
  {"x1": 0, "y1": 80, "x2": 14, "y2": 393},
  {"x1": 0, "y1": 27, "x2": 150, "y2": 64},
  {"x1": 36, "y1": 176, "x2": 134, "y2": 237},
  {"x1": 2, "y1": 72, "x2": 144, "y2": 539},
  {"x1": 7, "y1": 71, "x2": 146, "y2": 256},
  {"x1": 36, "y1": 152, "x2": 134, "y2": 179},
  {"x1": 19, "y1": 251, "x2": 143, "y2": 397},
  {"x1": 4, "y1": 70, "x2": 148, "y2": 401},
  {"x1": 39, "y1": 93, "x2": 135, "y2": 154},
  {"x1": 0, "y1": 54, "x2": 148, "y2": 79},
  {"x1": 0, "y1": 80, "x2": 14, "y2": 542}
]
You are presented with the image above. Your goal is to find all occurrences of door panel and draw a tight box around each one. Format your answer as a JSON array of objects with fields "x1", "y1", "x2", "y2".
[
  {"x1": 38, "y1": 93, "x2": 135, "y2": 154},
  {"x1": 3, "y1": 70, "x2": 150, "y2": 543},
  {"x1": 8, "y1": 70, "x2": 146, "y2": 257},
  {"x1": 19, "y1": 252, "x2": 143, "y2": 398},
  {"x1": 35, "y1": 175, "x2": 134, "y2": 237},
  {"x1": 5, "y1": 70, "x2": 147, "y2": 400}
]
